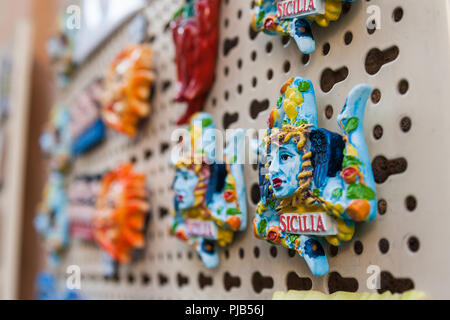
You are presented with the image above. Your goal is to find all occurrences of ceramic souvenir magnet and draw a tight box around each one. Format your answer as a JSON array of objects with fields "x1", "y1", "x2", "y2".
[
  {"x1": 34, "y1": 172, "x2": 70, "y2": 266},
  {"x1": 101, "y1": 44, "x2": 155, "y2": 137},
  {"x1": 40, "y1": 105, "x2": 72, "y2": 172},
  {"x1": 46, "y1": 12, "x2": 77, "y2": 87},
  {"x1": 67, "y1": 175, "x2": 102, "y2": 241},
  {"x1": 36, "y1": 272, "x2": 83, "y2": 300},
  {"x1": 252, "y1": 0, "x2": 356, "y2": 54},
  {"x1": 169, "y1": 113, "x2": 247, "y2": 268},
  {"x1": 70, "y1": 78, "x2": 106, "y2": 156},
  {"x1": 253, "y1": 77, "x2": 377, "y2": 276},
  {"x1": 93, "y1": 164, "x2": 150, "y2": 263},
  {"x1": 171, "y1": 0, "x2": 220, "y2": 125}
]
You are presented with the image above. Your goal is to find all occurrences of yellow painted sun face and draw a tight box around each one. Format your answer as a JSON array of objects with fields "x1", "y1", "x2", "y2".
[
  {"x1": 93, "y1": 164, "x2": 149, "y2": 263},
  {"x1": 102, "y1": 44, "x2": 155, "y2": 137}
]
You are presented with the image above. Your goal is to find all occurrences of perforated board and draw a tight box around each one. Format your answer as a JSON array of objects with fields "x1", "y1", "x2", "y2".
[{"x1": 52, "y1": 0, "x2": 450, "y2": 299}]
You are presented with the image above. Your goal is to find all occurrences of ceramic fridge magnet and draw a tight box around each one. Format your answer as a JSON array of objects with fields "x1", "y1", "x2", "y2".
[
  {"x1": 39, "y1": 104, "x2": 72, "y2": 173},
  {"x1": 101, "y1": 44, "x2": 155, "y2": 137},
  {"x1": 171, "y1": 0, "x2": 221, "y2": 125},
  {"x1": 252, "y1": 0, "x2": 356, "y2": 54},
  {"x1": 67, "y1": 174, "x2": 102, "y2": 241},
  {"x1": 34, "y1": 172, "x2": 70, "y2": 267},
  {"x1": 70, "y1": 78, "x2": 106, "y2": 156},
  {"x1": 169, "y1": 113, "x2": 247, "y2": 268},
  {"x1": 46, "y1": 12, "x2": 77, "y2": 87},
  {"x1": 253, "y1": 77, "x2": 377, "y2": 276},
  {"x1": 93, "y1": 164, "x2": 150, "y2": 264},
  {"x1": 36, "y1": 272, "x2": 83, "y2": 300}
]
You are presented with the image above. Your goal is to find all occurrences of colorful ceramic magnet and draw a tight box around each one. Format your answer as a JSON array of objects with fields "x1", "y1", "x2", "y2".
[
  {"x1": 34, "y1": 172, "x2": 70, "y2": 266},
  {"x1": 46, "y1": 13, "x2": 77, "y2": 87},
  {"x1": 67, "y1": 175, "x2": 101, "y2": 241},
  {"x1": 36, "y1": 272, "x2": 82, "y2": 300},
  {"x1": 169, "y1": 113, "x2": 247, "y2": 268},
  {"x1": 93, "y1": 164, "x2": 149, "y2": 263},
  {"x1": 171, "y1": 0, "x2": 220, "y2": 125},
  {"x1": 40, "y1": 105, "x2": 72, "y2": 172},
  {"x1": 101, "y1": 44, "x2": 155, "y2": 137},
  {"x1": 252, "y1": 0, "x2": 356, "y2": 54},
  {"x1": 70, "y1": 78, "x2": 106, "y2": 156},
  {"x1": 273, "y1": 290, "x2": 426, "y2": 300},
  {"x1": 253, "y1": 77, "x2": 377, "y2": 276}
]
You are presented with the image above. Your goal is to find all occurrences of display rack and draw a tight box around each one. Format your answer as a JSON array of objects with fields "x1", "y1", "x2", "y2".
[{"x1": 52, "y1": 0, "x2": 450, "y2": 299}]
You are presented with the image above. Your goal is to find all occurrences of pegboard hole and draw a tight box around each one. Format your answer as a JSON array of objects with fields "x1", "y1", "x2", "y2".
[
  {"x1": 301, "y1": 54, "x2": 310, "y2": 65},
  {"x1": 407, "y1": 236, "x2": 420, "y2": 253},
  {"x1": 365, "y1": 46, "x2": 399, "y2": 75},
  {"x1": 378, "y1": 199, "x2": 388, "y2": 215},
  {"x1": 325, "y1": 105, "x2": 333, "y2": 119},
  {"x1": 283, "y1": 60, "x2": 291, "y2": 73},
  {"x1": 354, "y1": 241, "x2": 364, "y2": 255},
  {"x1": 400, "y1": 116, "x2": 412, "y2": 132},
  {"x1": 239, "y1": 248, "x2": 245, "y2": 259},
  {"x1": 254, "y1": 246, "x2": 260, "y2": 259},
  {"x1": 286, "y1": 272, "x2": 312, "y2": 291},
  {"x1": 270, "y1": 246, "x2": 278, "y2": 258},
  {"x1": 328, "y1": 272, "x2": 358, "y2": 294},
  {"x1": 405, "y1": 196, "x2": 417, "y2": 212},
  {"x1": 393, "y1": 7, "x2": 404, "y2": 22},
  {"x1": 322, "y1": 42, "x2": 330, "y2": 55},
  {"x1": 252, "y1": 272, "x2": 274, "y2": 294},
  {"x1": 398, "y1": 79, "x2": 409, "y2": 95},
  {"x1": 373, "y1": 125, "x2": 383, "y2": 140},
  {"x1": 371, "y1": 88, "x2": 381, "y2": 104},
  {"x1": 320, "y1": 67, "x2": 349, "y2": 93},
  {"x1": 251, "y1": 77, "x2": 258, "y2": 88},
  {"x1": 344, "y1": 31, "x2": 353, "y2": 45},
  {"x1": 379, "y1": 238, "x2": 390, "y2": 254},
  {"x1": 329, "y1": 245, "x2": 338, "y2": 257}
]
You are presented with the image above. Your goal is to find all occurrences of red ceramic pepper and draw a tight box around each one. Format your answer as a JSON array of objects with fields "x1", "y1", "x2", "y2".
[{"x1": 171, "y1": 0, "x2": 221, "y2": 125}]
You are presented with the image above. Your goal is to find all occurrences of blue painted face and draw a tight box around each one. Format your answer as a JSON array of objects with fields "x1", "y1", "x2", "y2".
[
  {"x1": 174, "y1": 168, "x2": 199, "y2": 210},
  {"x1": 268, "y1": 142, "x2": 302, "y2": 199}
]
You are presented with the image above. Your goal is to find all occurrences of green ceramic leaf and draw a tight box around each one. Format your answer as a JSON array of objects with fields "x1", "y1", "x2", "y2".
[
  {"x1": 201, "y1": 118, "x2": 212, "y2": 128},
  {"x1": 347, "y1": 184, "x2": 376, "y2": 200},
  {"x1": 342, "y1": 155, "x2": 362, "y2": 168},
  {"x1": 226, "y1": 208, "x2": 241, "y2": 216},
  {"x1": 298, "y1": 81, "x2": 310, "y2": 92},
  {"x1": 345, "y1": 117, "x2": 360, "y2": 133},
  {"x1": 332, "y1": 188, "x2": 343, "y2": 199},
  {"x1": 277, "y1": 96, "x2": 283, "y2": 108},
  {"x1": 258, "y1": 219, "x2": 267, "y2": 235}
]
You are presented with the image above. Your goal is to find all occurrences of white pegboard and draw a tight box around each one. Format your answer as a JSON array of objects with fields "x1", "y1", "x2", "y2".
[{"x1": 52, "y1": 0, "x2": 450, "y2": 299}]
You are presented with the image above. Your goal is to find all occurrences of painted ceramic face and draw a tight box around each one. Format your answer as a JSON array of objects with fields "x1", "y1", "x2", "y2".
[
  {"x1": 268, "y1": 142, "x2": 302, "y2": 199},
  {"x1": 174, "y1": 168, "x2": 200, "y2": 210}
]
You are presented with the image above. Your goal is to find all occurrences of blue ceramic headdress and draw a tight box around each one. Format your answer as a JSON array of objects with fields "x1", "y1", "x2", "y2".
[
  {"x1": 253, "y1": 77, "x2": 377, "y2": 276},
  {"x1": 170, "y1": 113, "x2": 247, "y2": 268},
  {"x1": 252, "y1": 0, "x2": 357, "y2": 54}
]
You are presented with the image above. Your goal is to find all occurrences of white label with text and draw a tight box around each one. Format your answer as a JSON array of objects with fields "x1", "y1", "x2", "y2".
[
  {"x1": 276, "y1": 0, "x2": 325, "y2": 19},
  {"x1": 280, "y1": 212, "x2": 338, "y2": 236},
  {"x1": 186, "y1": 219, "x2": 218, "y2": 239}
]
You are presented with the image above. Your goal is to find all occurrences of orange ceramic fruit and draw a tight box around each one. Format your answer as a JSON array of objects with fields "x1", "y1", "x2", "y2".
[
  {"x1": 346, "y1": 199, "x2": 371, "y2": 222},
  {"x1": 93, "y1": 164, "x2": 149, "y2": 263}
]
